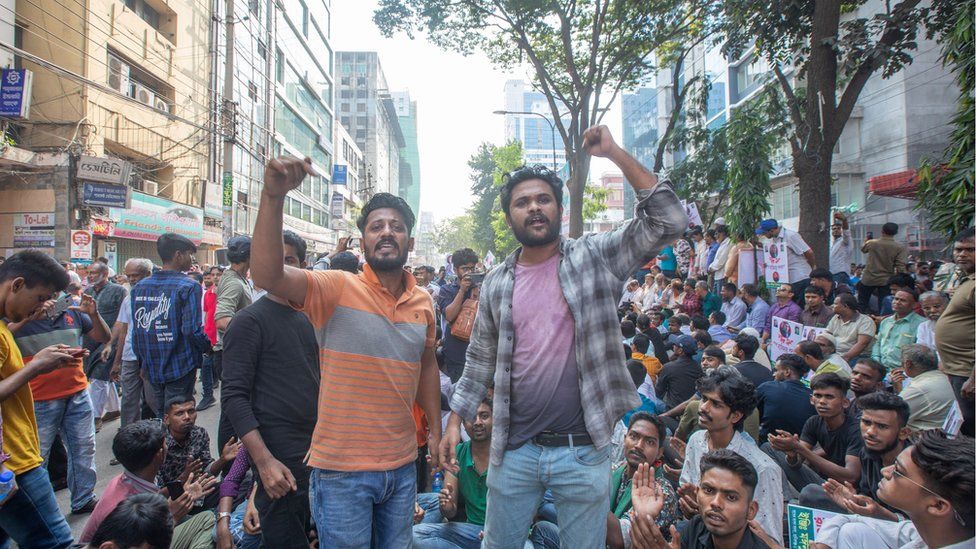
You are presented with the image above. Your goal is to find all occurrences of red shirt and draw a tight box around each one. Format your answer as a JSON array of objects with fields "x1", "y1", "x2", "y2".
[
  {"x1": 79, "y1": 472, "x2": 159, "y2": 543},
  {"x1": 203, "y1": 286, "x2": 218, "y2": 346}
]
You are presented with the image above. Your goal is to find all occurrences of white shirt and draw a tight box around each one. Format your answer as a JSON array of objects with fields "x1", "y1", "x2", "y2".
[
  {"x1": 694, "y1": 239, "x2": 709, "y2": 278},
  {"x1": 680, "y1": 430, "x2": 783, "y2": 542},
  {"x1": 818, "y1": 514, "x2": 973, "y2": 549},
  {"x1": 829, "y1": 229, "x2": 854, "y2": 275},
  {"x1": 917, "y1": 319, "x2": 937, "y2": 351},
  {"x1": 772, "y1": 228, "x2": 813, "y2": 283},
  {"x1": 115, "y1": 294, "x2": 136, "y2": 362},
  {"x1": 709, "y1": 239, "x2": 732, "y2": 280}
]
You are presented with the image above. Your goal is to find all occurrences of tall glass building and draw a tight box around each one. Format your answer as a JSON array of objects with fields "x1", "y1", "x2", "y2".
[
  {"x1": 621, "y1": 86, "x2": 661, "y2": 217},
  {"x1": 392, "y1": 91, "x2": 421, "y2": 216}
]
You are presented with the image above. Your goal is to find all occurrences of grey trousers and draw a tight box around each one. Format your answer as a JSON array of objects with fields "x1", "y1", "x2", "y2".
[
  {"x1": 120, "y1": 360, "x2": 158, "y2": 427},
  {"x1": 760, "y1": 442, "x2": 827, "y2": 500}
]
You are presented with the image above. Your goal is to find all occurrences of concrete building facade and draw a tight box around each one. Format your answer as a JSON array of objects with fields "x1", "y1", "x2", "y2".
[{"x1": 502, "y1": 79, "x2": 569, "y2": 172}]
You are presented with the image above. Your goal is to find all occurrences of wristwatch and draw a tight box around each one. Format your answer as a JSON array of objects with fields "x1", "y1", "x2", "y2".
[{"x1": 217, "y1": 511, "x2": 232, "y2": 522}]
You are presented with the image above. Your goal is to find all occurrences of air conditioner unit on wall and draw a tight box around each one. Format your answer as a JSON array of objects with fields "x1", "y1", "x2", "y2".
[
  {"x1": 133, "y1": 84, "x2": 154, "y2": 106},
  {"x1": 107, "y1": 54, "x2": 130, "y2": 94},
  {"x1": 141, "y1": 180, "x2": 159, "y2": 195},
  {"x1": 153, "y1": 96, "x2": 170, "y2": 113}
]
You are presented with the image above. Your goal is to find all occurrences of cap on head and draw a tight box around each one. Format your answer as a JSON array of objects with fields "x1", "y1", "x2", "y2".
[
  {"x1": 226, "y1": 235, "x2": 252, "y2": 263},
  {"x1": 755, "y1": 219, "x2": 779, "y2": 235},
  {"x1": 674, "y1": 334, "x2": 698, "y2": 356}
]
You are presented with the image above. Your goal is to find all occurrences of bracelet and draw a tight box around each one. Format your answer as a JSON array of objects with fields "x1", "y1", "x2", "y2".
[{"x1": 217, "y1": 511, "x2": 232, "y2": 522}]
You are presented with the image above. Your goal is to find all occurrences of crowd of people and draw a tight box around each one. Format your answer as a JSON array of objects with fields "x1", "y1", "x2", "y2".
[{"x1": 0, "y1": 124, "x2": 971, "y2": 549}]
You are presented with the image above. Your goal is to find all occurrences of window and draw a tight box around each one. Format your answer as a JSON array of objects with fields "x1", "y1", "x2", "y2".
[
  {"x1": 248, "y1": 0, "x2": 260, "y2": 17},
  {"x1": 355, "y1": 89, "x2": 367, "y2": 98},
  {"x1": 357, "y1": 77, "x2": 366, "y2": 86},
  {"x1": 247, "y1": 81, "x2": 257, "y2": 100},
  {"x1": 340, "y1": 116, "x2": 349, "y2": 126},
  {"x1": 339, "y1": 90, "x2": 352, "y2": 99},
  {"x1": 125, "y1": 0, "x2": 160, "y2": 29},
  {"x1": 356, "y1": 103, "x2": 366, "y2": 112},
  {"x1": 257, "y1": 40, "x2": 267, "y2": 60},
  {"x1": 341, "y1": 76, "x2": 350, "y2": 85},
  {"x1": 302, "y1": 1, "x2": 309, "y2": 37},
  {"x1": 275, "y1": 49, "x2": 284, "y2": 84}
]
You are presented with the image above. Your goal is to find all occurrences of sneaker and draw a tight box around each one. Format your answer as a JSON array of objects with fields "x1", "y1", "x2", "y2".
[
  {"x1": 109, "y1": 458, "x2": 120, "y2": 466},
  {"x1": 196, "y1": 396, "x2": 217, "y2": 412},
  {"x1": 71, "y1": 497, "x2": 98, "y2": 515}
]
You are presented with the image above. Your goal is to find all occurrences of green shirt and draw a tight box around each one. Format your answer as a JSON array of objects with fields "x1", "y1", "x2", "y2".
[
  {"x1": 702, "y1": 293, "x2": 723, "y2": 318},
  {"x1": 454, "y1": 441, "x2": 488, "y2": 526},
  {"x1": 871, "y1": 312, "x2": 924, "y2": 371}
]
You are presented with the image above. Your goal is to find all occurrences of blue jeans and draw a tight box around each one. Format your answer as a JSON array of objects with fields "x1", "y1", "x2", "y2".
[
  {"x1": 413, "y1": 521, "x2": 484, "y2": 548},
  {"x1": 528, "y1": 520, "x2": 560, "y2": 549},
  {"x1": 309, "y1": 462, "x2": 416, "y2": 548},
  {"x1": 417, "y1": 492, "x2": 443, "y2": 524},
  {"x1": 0, "y1": 465, "x2": 74, "y2": 549},
  {"x1": 34, "y1": 389, "x2": 97, "y2": 512},
  {"x1": 200, "y1": 353, "x2": 215, "y2": 399},
  {"x1": 482, "y1": 442, "x2": 610, "y2": 549},
  {"x1": 152, "y1": 369, "x2": 196, "y2": 419}
]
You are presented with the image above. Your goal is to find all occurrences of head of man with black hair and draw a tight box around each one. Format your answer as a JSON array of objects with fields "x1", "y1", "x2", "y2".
[
  {"x1": 499, "y1": 165, "x2": 564, "y2": 248},
  {"x1": 810, "y1": 373, "x2": 850, "y2": 422},
  {"x1": 696, "y1": 368, "x2": 757, "y2": 435},
  {"x1": 731, "y1": 333, "x2": 759, "y2": 362},
  {"x1": 693, "y1": 449, "x2": 760, "y2": 544},
  {"x1": 877, "y1": 430, "x2": 975, "y2": 547},
  {"x1": 0, "y1": 249, "x2": 70, "y2": 322},
  {"x1": 621, "y1": 320, "x2": 637, "y2": 341},
  {"x1": 87, "y1": 492, "x2": 174, "y2": 549},
  {"x1": 163, "y1": 395, "x2": 197, "y2": 441},
  {"x1": 701, "y1": 346, "x2": 726, "y2": 371},
  {"x1": 794, "y1": 340, "x2": 824, "y2": 373},
  {"x1": 951, "y1": 226, "x2": 974, "y2": 275},
  {"x1": 849, "y1": 358, "x2": 885, "y2": 398},
  {"x1": 112, "y1": 420, "x2": 167, "y2": 475},
  {"x1": 881, "y1": 222, "x2": 899, "y2": 237},
  {"x1": 356, "y1": 192, "x2": 415, "y2": 273},
  {"x1": 282, "y1": 230, "x2": 307, "y2": 269},
  {"x1": 858, "y1": 391, "x2": 911, "y2": 456},
  {"x1": 329, "y1": 251, "x2": 360, "y2": 274},
  {"x1": 156, "y1": 233, "x2": 196, "y2": 272},
  {"x1": 773, "y1": 353, "x2": 809, "y2": 382},
  {"x1": 623, "y1": 412, "x2": 667, "y2": 474}
]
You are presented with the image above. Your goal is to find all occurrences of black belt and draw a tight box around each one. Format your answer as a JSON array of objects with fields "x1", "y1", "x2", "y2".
[{"x1": 532, "y1": 432, "x2": 593, "y2": 447}]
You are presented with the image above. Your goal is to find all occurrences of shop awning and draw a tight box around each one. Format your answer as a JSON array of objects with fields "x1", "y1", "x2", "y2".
[{"x1": 868, "y1": 169, "x2": 918, "y2": 199}]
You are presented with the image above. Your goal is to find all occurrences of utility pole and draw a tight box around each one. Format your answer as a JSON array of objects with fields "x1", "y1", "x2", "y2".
[{"x1": 220, "y1": 0, "x2": 236, "y2": 243}]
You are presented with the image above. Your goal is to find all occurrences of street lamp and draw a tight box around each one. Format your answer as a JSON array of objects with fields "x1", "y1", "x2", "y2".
[{"x1": 493, "y1": 110, "x2": 559, "y2": 172}]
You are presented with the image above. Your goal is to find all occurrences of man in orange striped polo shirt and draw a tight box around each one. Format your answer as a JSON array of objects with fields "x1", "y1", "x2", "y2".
[{"x1": 251, "y1": 156, "x2": 442, "y2": 548}]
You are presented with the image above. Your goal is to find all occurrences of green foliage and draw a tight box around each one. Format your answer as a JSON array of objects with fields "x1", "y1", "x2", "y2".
[
  {"x1": 915, "y1": 0, "x2": 974, "y2": 240},
  {"x1": 467, "y1": 140, "x2": 524, "y2": 256},
  {"x1": 374, "y1": 0, "x2": 709, "y2": 236},
  {"x1": 723, "y1": 92, "x2": 788, "y2": 241},
  {"x1": 490, "y1": 208, "x2": 518, "y2": 258},
  {"x1": 431, "y1": 214, "x2": 476, "y2": 258},
  {"x1": 582, "y1": 184, "x2": 609, "y2": 222}
]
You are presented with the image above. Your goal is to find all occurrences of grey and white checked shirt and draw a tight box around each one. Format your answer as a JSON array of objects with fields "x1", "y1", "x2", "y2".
[{"x1": 450, "y1": 181, "x2": 688, "y2": 466}]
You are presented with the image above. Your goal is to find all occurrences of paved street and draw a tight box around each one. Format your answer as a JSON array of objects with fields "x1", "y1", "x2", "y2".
[{"x1": 53, "y1": 380, "x2": 221, "y2": 541}]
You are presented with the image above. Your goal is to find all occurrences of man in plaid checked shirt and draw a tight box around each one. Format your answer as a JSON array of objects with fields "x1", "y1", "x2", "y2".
[{"x1": 441, "y1": 125, "x2": 688, "y2": 548}]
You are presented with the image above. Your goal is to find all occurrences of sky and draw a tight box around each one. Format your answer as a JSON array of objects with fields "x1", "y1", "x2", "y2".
[{"x1": 330, "y1": 1, "x2": 623, "y2": 222}]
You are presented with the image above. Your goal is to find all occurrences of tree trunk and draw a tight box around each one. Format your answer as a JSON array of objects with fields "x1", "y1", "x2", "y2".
[
  {"x1": 794, "y1": 153, "x2": 833, "y2": 270},
  {"x1": 567, "y1": 149, "x2": 591, "y2": 237}
]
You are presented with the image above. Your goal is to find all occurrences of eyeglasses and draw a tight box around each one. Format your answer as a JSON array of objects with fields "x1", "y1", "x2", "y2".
[{"x1": 891, "y1": 465, "x2": 966, "y2": 526}]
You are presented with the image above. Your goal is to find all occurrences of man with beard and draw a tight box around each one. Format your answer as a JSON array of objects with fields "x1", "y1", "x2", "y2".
[
  {"x1": 846, "y1": 359, "x2": 885, "y2": 420},
  {"x1": 156, "y1": 396, "x2": 240, "y2": 492},
  {"x1": 813, "y1": 430, "x2": 974, "y2": 549},
  {"x1": 413, "y1": 398, "x2": 493, "y2": 548},
  {"x1": 799, "y1": 391, "x2": 911, "y2": 519},
  {"x1": 83, "y1": 261, "x2": 127, "y2": 423},
  {"x1": 935, "y1": 227, "x2": 975, "y2": 436},
  {"x1": 678, "y1": 368, "x2": 783, "y2": 541},
  {"x1": 250, "y1": 157, "x2": 442, "y2": 548},
  {"x1": 528, "y1": 412, "x2": 680, "y2": 549},
  {"x1": 631, "y1": 449, "x2": 774, "y2": 549},
  {"x1": 443, "y1": 126, "x2": 687, "y2": 548}
]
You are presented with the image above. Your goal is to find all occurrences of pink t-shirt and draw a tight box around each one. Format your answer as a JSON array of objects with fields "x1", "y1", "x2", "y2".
[
  {"x1": 507, "y1": 252, "x2": 586, "y2": 449},
  {"x1": 79, "y1": 472, "x2": 157, "y2": 543}
]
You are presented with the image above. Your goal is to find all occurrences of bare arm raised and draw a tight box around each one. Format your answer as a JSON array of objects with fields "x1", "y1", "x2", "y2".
[{"x1": 251, "y1": 156, "x2": 316, "y2": 305}]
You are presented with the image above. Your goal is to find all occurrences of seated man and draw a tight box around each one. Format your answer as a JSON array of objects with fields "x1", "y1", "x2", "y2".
[
  {"x1": 896, "y1": 344, "x2": 955, "y2": 433},
  {"x1": 729, "y1": 334, "x2": 773, "y2": 390},
  {"x1": 632, "y1": 449, "x2": 779, "y2": 549},
  {"x1": 847, "y1": 359, "x2": 885, "y2": 420},
  {"x1": 678, "y1": 369, "x2": 783, "y2": 541},
  {"x1": 814, "y1": 333, "x2": 851, "y2": 377},
  {"x1": 79, "y1": 420, "x2": 218, "y2": 547},
  {"x1": 796, "y1": 340, "x2": 846, "y2": 378},
  {"x1": 157, "y1": 396, "x2": 241, "y2": 495},
  {"x1": 412, "y1": 399, "x2": 493, "y2": 548},
  {"x1": 658, "y1": 346, "x2": 725, "y2": 437},
  {"x1": 815, "y1": 429, "x2": 974, "y2": 549},
  {"x1": 631, "y1": 333, "x2": 663, "y2": 382},
  {"x1": 756, "y1": 353, "x2": 816, "y2": 443},
  {"x1": 764, "y1": 373, "x2": 862, "y2": 497},
  {"x1": 655, "y1": 335, "x2": 704, "y2": 412},
  {"x1": 530, "y1": 413, "x2": 680, "y2": 549},
  {"x1": 86, "y1": 493, "x2": 174, "y2": 549},
  {"x1": 707, "y1": 311, "x2": 732, "y2": 345},
  {"x1": 800, "y1": 392, "x2": 911, "y2": 519}
]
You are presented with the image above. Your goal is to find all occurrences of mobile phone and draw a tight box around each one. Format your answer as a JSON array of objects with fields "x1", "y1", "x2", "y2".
[
  {"x1": 468, "y1": 273, "x2": 486, "y2": 285},
  {"x1": 46, "y1": 295, "x2": 73, "y2": 320},
  {"x1": 866, "y1": 231, "x2": 874, "y2": 240}
]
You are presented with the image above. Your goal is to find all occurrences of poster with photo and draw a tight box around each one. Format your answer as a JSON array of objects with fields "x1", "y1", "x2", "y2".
[
  {"x1": 770, "y1": 317, "x2": 804, "y2": 361},
  {"x1": 764, "y1": 241, "x2": 789, "y2": 289},
  {"x1": 801, "y1": 326, "x2": 825, "y2": 343},
  {"x1": 680, "y1": 200, "x2": 703, "y2": 228}
]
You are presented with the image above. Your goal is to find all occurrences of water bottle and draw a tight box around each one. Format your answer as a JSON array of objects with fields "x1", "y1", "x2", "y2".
[
  {"x1": 0, "y1": 468, "x2": 17, "y2": 507},
  {"x1": 431, "y1": 471, "x2": 443, "y2": 493}
]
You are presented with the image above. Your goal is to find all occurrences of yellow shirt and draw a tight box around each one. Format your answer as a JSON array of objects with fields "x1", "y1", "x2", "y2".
[{"x1": 0, "y1": 320, "x2": 42, "y2": 474}]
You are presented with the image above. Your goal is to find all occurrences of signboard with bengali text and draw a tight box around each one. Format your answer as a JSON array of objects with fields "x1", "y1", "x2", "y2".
[
  {"x1": 770, "y1": 317, "x2": 804, "y2": 361},
  {"x1": 788, "y1": 504, "x2": 839, "y2": 549},
  {"x1": 13, "y1": 213, "x2": 55, "y2": 248},
  {"x1": 110, "y1": 192, "x2": 203, "y2": 245}
]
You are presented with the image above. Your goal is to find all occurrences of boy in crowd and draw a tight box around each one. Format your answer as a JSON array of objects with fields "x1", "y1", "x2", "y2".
[
  {"x1": 764, "y1": 374, "x2": 862, "y2": 496},
  {"x1": 847, "y1": 359, "x2": 885, "y2": 420}
]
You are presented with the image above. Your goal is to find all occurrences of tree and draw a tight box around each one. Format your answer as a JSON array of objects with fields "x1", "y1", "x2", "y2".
[
  {"x1": 467, "y1": 140, "x2": 524, "y2": 255},
  {"x1": 914, "y1": 0, "x2": 974, "y2": 240},
  {"x1": 432, "y1": 214, "x2": 476, "y2": 258},
  {"x1": 375, "y1": 0, "x2": 706, "y2": 237},
  {"x1": 722, "y1": 0, "x2": 949, "y2": 266},
  {"x1": 582, "y1": 183, "x2": 609, "y2": 223}
]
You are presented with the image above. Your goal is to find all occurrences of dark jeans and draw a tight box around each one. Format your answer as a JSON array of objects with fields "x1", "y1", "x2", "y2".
[
  {"x1": 254, "y1": 456, "x2": 312, "y2": 548},
  {"x1": 856, "y1": 283, "x2": 889, "y2": 314},
  {"x1": 151, "y1": 369, "x2": 197, "y2": 419},
  {"x1": 200, "y1": 353, "x2": 215, "y2": 399},
  {"x1": 947, "y1": 374, "x2": 975, "y2": 437},
  {"x1": 0, "y1": 465, "x2": 74, "y2": 549}
]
